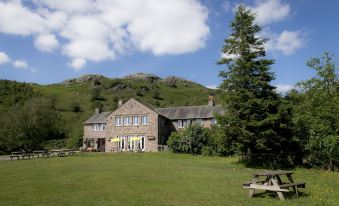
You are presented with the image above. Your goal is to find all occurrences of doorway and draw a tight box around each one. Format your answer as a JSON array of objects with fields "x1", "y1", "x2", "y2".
[{"x1": 98, "y1": 138, "x2": 106, "y2": 152}]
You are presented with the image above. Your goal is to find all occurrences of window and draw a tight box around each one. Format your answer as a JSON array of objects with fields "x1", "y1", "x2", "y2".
[
  {"x1": 124, "y1": 116, "x2": 131, "y2": 126},
  {"x1": 138, "y1": 136, "x2": 145, "y2": 151},
  {"x1": 141, "y1": 115, "x2": 148, "y2": 125},
  {"x1": 132, "y1": 116, "x2": 139, "y2": 125},
  {"x1": 178, "y1": 120, "x2": 183, "y2": 128},
  {"x1": 211, "y1": 118, "x2": 217, "y2": 125},
  {"x1": 183, "y1": 120, "x2": 188, "y2": 128},
  {"x1": 93, "y1": 124, "x2": 103, "y2": 131},
  {"x1": 196, "y1": 119, "x2": 202, "y2": 125},
  {"x1": 115, "y1": 117, "x2": 122, "y2": 126},
  {"x1": 127, "y1": 136, "x2": 134, "y2": 151},
  {"x1": 118, "y1": 137, "x2": 125, "y2": 151}
]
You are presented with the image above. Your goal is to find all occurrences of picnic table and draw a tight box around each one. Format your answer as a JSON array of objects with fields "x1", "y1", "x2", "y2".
[
  {"x1": 243, "y1": 170, "x2": 306, "y2": 200},
  {"x1": 33, "y1": 150, "x2": 50, "y2": 158},
  {"x1": 49, "y1": 149, "x2": 76, "y2": 157},
  {"x1": 10, "y1": 151, "x2": 34, "y2": 160},
  {"x1": 49, "y1": 149, "x2": 64, "y2": 157}
]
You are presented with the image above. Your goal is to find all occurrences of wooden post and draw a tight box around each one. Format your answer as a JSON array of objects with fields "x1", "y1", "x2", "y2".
[
  {"x1": 248, "y1": 175, "x2": 258, "y2": 197},
  {"x1": 271, "y1": 178, "x2": 285, "y2": 200}
]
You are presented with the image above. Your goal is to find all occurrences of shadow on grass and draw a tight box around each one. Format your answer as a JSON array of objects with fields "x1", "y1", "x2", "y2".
[{"x1": 252, "y1": 190, "x2": 309, "y2": 200}]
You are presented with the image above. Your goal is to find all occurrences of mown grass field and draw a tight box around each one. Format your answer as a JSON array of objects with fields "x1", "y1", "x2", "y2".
[{"x1": 0, "y1": 153, "x2": 338, "y2": 206}]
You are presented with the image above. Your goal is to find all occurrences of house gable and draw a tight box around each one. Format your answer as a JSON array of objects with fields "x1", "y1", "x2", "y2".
[{"x1": 108, "y1": 98, "x2": 159, "y2": 118}]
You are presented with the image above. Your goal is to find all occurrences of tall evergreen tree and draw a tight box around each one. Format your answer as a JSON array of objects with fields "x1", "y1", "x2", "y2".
[{"x1": 217, "y1": 6, "x2": 292, "y2": 166}]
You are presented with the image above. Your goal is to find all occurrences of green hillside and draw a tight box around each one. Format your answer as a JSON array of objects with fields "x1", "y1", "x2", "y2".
[{"x1": 0, "y1": 73, "x2": 217, "y2": 149}]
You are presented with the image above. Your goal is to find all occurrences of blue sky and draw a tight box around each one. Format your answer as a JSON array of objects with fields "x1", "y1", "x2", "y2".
[{"x1": 0, "y1": 0, "x2": 338, "y2": 93}]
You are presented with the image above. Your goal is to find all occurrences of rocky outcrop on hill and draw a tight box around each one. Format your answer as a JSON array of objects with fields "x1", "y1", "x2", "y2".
[
  {"x1": 124, "y1": 73, "x2": 160, "y2": 82},
  {"x1": 62, "y1": 74, "x2": 105, "y2": 85}
]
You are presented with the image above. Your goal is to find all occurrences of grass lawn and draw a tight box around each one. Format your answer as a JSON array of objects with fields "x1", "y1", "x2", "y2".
[{"x1": 0, "y1": 153, "x2": 338, "y2": 206}]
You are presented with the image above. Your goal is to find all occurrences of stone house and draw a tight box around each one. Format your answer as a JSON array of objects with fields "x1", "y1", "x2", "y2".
[{"x1": 83, "y1": 96, "x2": 224, "y2": 152}]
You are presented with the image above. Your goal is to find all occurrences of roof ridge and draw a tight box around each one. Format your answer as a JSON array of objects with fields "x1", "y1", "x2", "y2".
[{"x1": 156, "y1": 104, "x2": 222, "y2": 110}]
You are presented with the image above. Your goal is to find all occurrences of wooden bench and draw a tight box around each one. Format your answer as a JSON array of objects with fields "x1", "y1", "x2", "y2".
[
  {"x1": 68, "y1": 150, "x2": 76, "y2": 156},
  {"x1": 22, "y1": 153, "x2": 34, "y2": 159},
  {"x1": 10, "y1": 152, "x2": 23, "y2": 160},
  {"x1": 242, "y1": 180, "x2": 267, "y2": 187},
  {"x1": 244, "y1": 170, "x2": 306, "y2": 200},
  {"x1": 280, "y1": 182, "x2": 306, "y2": 189}
]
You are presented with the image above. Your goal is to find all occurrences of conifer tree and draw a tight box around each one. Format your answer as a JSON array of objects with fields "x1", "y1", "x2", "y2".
[{"x1": 217, "y1": 6, "x2": 291, "y2": 165}]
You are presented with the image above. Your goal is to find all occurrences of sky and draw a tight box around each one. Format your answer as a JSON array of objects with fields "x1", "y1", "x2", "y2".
[{"x1": 0, "y1": 0, "x2": 338, "y2": 93}]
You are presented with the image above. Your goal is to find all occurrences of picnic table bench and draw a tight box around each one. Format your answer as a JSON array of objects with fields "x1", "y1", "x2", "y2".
[
  {"x1": 33, "y1": 150, "x2": 50, "y2": 158},
  {"x1": 243, "y1": 170, "x2": 306, "y2": 200},
  {"x1": 10, "y1": 151, "x2": 34, "y2": 160}
]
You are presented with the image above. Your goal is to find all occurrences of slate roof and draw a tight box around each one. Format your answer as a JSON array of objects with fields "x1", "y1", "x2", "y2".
[
  {"x1": 84, "y1": 112, "x2": 111, "y2": 124},
  {"x1": 156, "y1": 105, "x2": 224, "y2": 120}
]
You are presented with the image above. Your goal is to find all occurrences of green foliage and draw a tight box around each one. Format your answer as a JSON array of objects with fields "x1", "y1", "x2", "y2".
[
  {"x1": 0, "y1": 97, "x2": 63, "y2": 153},
  {"x1": 167, "y1": 124, "x2": 209, "y2": 155},
  {"x1": 90, "y1": 87, "x2": 101, "y2": 102},
  {"x1": 217, "y1": 6, "x2": 294, "y2": 166},
  {"x1": 0, "y1": 80, "x2": 38, "y2": 110},
  {"x1": 202, "y1": 126, "x2": 237, "y2": 156},
  {"x1": 70, "y1": 101, "x2": 81, "y2": 113},
  {"x1": 290, "y1": 52, "x2": 339, "y2": 170}
]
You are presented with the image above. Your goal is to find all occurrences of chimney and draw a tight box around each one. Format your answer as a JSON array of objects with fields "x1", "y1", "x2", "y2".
[
  {"x1": 208, "y1": 95, "x2": 215, "y2": 107},
  {"x1": 95, "y1": 108, "x2": 100, "y2": 114},
  {"x1": 118, "y1": 100, "x2": 123, "y2": 107}
]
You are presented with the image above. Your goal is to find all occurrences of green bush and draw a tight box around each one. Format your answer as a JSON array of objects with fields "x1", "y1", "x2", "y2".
[{"x1": 167, "y1": 124, "x2": 209, "y2": 155}]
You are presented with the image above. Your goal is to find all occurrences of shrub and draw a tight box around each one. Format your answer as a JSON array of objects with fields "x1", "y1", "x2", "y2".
[{"x1": 167, "y1": 124, "x2": 209, "y2": 155}]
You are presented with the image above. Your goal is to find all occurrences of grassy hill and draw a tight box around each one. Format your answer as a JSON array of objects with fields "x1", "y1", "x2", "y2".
[{"x1": 0, "y1": 73, "x2": 217, "y2": 148}]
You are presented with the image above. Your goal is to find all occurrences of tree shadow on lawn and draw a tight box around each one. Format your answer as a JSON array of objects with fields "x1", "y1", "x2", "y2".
[{"x1": 252, "y1": 190, "x2": 310, "y2": 200}]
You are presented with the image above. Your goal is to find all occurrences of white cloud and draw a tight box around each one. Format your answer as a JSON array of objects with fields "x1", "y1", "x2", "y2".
[
  {"x1": 206, "y1": 85, "x2": 218, "y2": 89},
  {"x1": 0, "y1": 0, "x2": 210, "y2": 70},
  {"x1": 68, "y1": 58, "x2": 87, "y2": 70},
  {"x1": 126, "y1": 0, "x2": 209, "y2": 55},
  {"x1": 221, "y1": 51, "x2": 240, "y2": 59},
  {"x1": 0, "y1": 1, "x2": 46, "y2": 35},
  {"x1": 274, "y1": 31, "x2": 304, "y2": 55},
  {"x1": 264, "y1": 30, "x2": 305, "y2": 55},
  {"x1": 275, "y1": 84, "x2": 294, "y2": 93},
  {"x1": 34, "y1": 0, "x2": 94, "y2": 13},
  {"x1": 250, "y1": 0, "x2": 290, "y2": 25},
  {"x1": 13, "y1": 60, "x2": 29, "y2": 70},
  {"x1": 34, "y1": 33, "x2": 59, "y2": 52},
  {"x1": 0, "y1": 52, "x2": 35, "y2": 72},
  {"x1": 0, "y1": 52, "x2": 11, "y2": 64}
]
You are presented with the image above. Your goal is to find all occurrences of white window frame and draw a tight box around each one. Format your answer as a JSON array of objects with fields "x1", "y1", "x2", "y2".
[
  {"x1": 127, "y1": 136, "x2": 134, "y2": 151},
  {"x1": 93, "y1": 124, "x2": 100, "y2": 131},
  {"x1": 196, "y1": 119, "x2": 202, "y2": 125},
  {"x1": 138, "y1": 136, "x2": 145, "y2": 151},
  {"x1": 118, "y1": 136, "x2": 125, "y2": 151},
  {"x1": 177, "y1": 120, "x2": 183, "y2": 128},
  {"x1": 100, "y1": 124, "x2": 105, "y2": 131},
  {"x1": 141, "y1": 115, "x2": 148, "y2": 125},
  {"x1": 132, "y1": 116, "x2": 139, "y2": 125},
  {"x1": 115, "y1": 117, "x2": 122, "y2": 126},
  {"x1": 124, "y1": 116, "x2": 131, "y2": 126}
]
